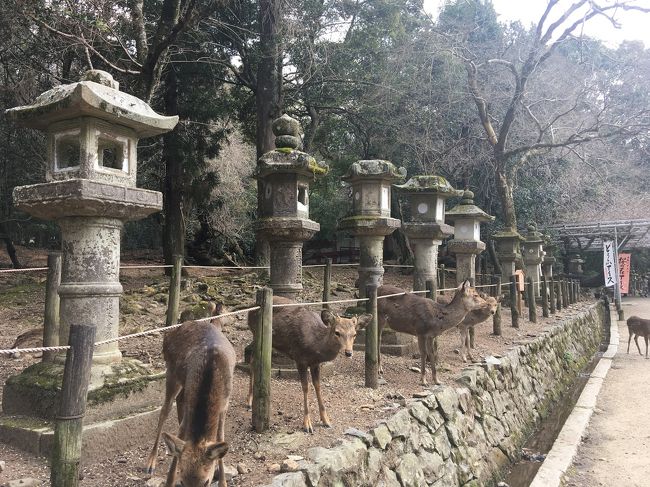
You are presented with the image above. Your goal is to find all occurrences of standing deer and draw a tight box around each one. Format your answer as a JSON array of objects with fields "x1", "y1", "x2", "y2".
[
  {"x1": 247, "y1": 296, "x2": 372, "y2": 433},
  {"x1": 376, "y1": 280, "x2": 491, "y2": 385},
  {"x1": 438, "y1": 293, "x2": 499, "y2": 362},
  {"x1": 627, "y1": 315, "x2": 650, "y2": 358},
  {"x1": 146, "y1": 304, "x2": 235, "y2": 487}
]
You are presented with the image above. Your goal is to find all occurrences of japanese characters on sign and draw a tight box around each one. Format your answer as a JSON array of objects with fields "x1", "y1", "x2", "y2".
[
  {"x1": 603, "y1": 240, "x2": 616, "y2": 288},
  {"x1": 619, "y1": 253, "x2": 631, "y2": 295}
]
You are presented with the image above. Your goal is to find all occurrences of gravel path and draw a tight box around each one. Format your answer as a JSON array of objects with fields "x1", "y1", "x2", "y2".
[{"x1": 563, "y1": 297, "x2": 650, "y2": 487}]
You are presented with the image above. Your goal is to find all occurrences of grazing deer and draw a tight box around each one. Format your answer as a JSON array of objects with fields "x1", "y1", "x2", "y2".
[
  {"x1": 247, "y1": 297, "x2": 372, "y2": 433},
  {"x1": 438, "y1": 293, "x2": 499, "y2": 362},
  {"x1": 146, "y1": 304, "x2": 236, "y2": 487},
  {"x1": 627, "y1": 315, "x2": 650, "y2": 359},
  {"x1": 376, "y1": 280, "x2": 490, "y2": 385},
  {"x1": 179, "y1": 301, "x2": 217, "y2": 322}
]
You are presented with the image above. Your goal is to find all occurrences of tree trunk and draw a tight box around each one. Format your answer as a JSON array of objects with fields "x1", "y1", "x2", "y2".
[
  {"x1": 495, "y1": 165, "x2": 517, "y2": 231},
  {"x1": 255, "y1": 0, "x2": 282, "y2": 268},
  {"x1": 0, "y1": 222, "x2": 20, "y2": 268},
  {"x1": 162, "y1": 68, "x2": 185, "y2": 268}
]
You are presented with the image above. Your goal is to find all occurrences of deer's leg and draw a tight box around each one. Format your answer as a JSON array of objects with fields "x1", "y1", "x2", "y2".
[
  {"x1": 146, "y1": 377, "x2": 182, "y2": 475},
  {"x1": 645, "y1": 335, "x2": 649, "y2": 359},
  {"x1": 297, "y1": 363, "x2": 313, "y2": 433},
  {"x1": 377, "y1": 319, "x2": 385, "y2": 376},
  {"x1": 175, "y1": 389, "x2": 185, "y2": 424},
  {"x1": 417, "y1": 336, "x2": 428, "y2": 386},
  {"x1": 635, "y1": 334, "x2": 643, "y2": 355},
  {"x1": 310, "y1": 364, "x2": 331, "y2": 427},
  {"x1": 215, "y1": 411, "x2": 226, "y2": 487},
  {"x1": 628, "y1": 332, "x2": 632, "y2": 354},
  {"x1": 458, "y1": 327, "x2": 467, "y2": 362},
  {"x1": 427, "y1": 337, "x2": 440, "y2": 386},
  {"x1": 465, "y1": 329, "x2": 475, "y2": 362},
  {"x1": 165, "y1": 456, "x2": 179, "y2": 487}
]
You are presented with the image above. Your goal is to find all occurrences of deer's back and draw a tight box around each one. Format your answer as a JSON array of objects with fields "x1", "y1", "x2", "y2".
[
  {"x1": 627, "y1": 316, "x2": 650, "y2": 335},
  {"x1": 248, "y1": 296, "x2": 333, "y2": 363},
  {"x1": 377, "y1": 285, "x2": 451, "y2": 335}
]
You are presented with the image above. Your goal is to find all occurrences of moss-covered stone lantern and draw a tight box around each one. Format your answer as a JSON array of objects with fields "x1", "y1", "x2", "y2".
[
  {"x1": 254, "y1": 114, "x2": 328, "y2": 299},
  {"x1": 522, "y1": 223, "x2": 544, "y2": 296},
  {"x1": 568, "y1": 252, "x2": 585, "y2": 276},
  {"x1": 1, "y1": 70, "x2": 178, "y2": 438},
  {"x1": 394, "y1": 175, "x2": 463, "y2": 291},
  {"x1": 492, "y1": 228, "x2": 524, "y2": 278},
  {"x1": 338, "y1": 160, "x2": 405, "y2": 297},
  {"x1": 542, "y1": 235, "x2": 557, "y2": 280},
  {"x1": 446, "y1": 190, "x2": 495, "y2": 284}
]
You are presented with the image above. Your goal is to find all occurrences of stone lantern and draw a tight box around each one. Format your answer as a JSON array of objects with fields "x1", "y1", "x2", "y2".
[
  {"x1": 542, "y1": 236, "x2": 557, "y2": 280},
  {"x1": 492, "y1": 229, "x2": 524, "y2": 278},
  {"x1": 254, "y1": 114, "x2": 327, "y2": 299},
  {"x1": 394, "y1": 175, "x2": 463, "y2": 291},
  {"x1": 446, "y1": 190, "x2": 494, "y2": 284},
  {"x1": 338, "y1": 160, "x2": 405, "y2": 298},
  {"x1": 522, "y1": 223, "x2": 544, "y2": 297},
  {"x1": 568, "y1": 252, "x2": 585, "y2": 276},
  {"x1": 2, "y1": 70, "x2": 177, "y2": 434}
]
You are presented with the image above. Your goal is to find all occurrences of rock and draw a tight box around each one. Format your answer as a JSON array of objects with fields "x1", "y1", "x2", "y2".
[
  {"x1": 395, "y1": 453, "x2": 425, "y2": 487},
  {"x1": 286, "y1": 455, "x2": 304, "y2": 462},
  {"x1": 280, "y1": 459, "x2": 300, "y2": 472},
  {"x1": 409, "y1": 401, "x2": 429, "y2": 424},
  {"x1": 254, "y1": 451, "x2": 266, "y2": 460},
  {"x1": 497, "y1": 482, "x2": 510, "y2": 487},
  {"x1": 412, "y1": 391, "x2": 430, "y2": 398},
  {"x1": 222, "y1": 464, "x2": 238, "y2": 481},
  {"x1": 433, "y1": 386, "x2": 459, "y2": 420},
  {"x1": 269, "y1": 463, "x2": 282, "y2": 473},
  {"x1": 360, "y1": 404, "x2": 375, "y2": 410},
  {"x1": 344, "y1": 427, "x2": 373, "y2": 445},
  {"x1": 265, "y1": 472, "x2": 308, "y2": 487},
  {"x1": 237, "y1": 462, "x2": 249, "y2": 475},
  {"x1": 409, "y1": 366, "x2": 422, "y2": 373},
  {"x1": 6, "y1": 479, "x2": 41, "y2": 487},
  {"x1": 0, "y1": 461, "x2": 4, "y2": 473},
  {"x1": 145, "y1": 478, "x2": 165, "y2": 487},
  {"x1": 372, "y1": 423, "x2": 392, "y2": 449}
]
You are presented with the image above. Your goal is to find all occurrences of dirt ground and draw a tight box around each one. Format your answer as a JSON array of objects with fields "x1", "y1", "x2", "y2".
[
  {"x1": 562, "y1": 297, "x2": 650, "y2": 487},
  {"x1": 0, "y1": 246, "x2": 591, "y2": 486}
]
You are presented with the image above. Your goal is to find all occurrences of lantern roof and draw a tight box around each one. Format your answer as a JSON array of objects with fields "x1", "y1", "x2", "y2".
[
  {"x1": 342, "y1": 159, "x2": 406, "y2": 182},
  {"x1": 446, "y1": 190, "x2": 494, "y2": 223},
  {"x1": 5, "y1": 70, "x2": 178, "y2": 138},
  {"x1": 524, "y1": 222, "x2": 544, "y2": 244},
  {"x1": 394, "y1": 175, "x2": 462, "y2": 197}
]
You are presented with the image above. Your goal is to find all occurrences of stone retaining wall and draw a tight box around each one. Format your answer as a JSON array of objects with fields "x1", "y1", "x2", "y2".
[{"x1": 266, "y1": 303, "x2": 605, "y2": 487}]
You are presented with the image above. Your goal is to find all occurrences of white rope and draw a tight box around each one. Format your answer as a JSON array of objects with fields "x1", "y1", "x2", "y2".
[
  {"x1": 120, "y1": 265, "x2": 172, "y2": 269},
  {"x1": 273, "y1": 297, "x2": 368, "y2": 308},
  {"x1": 0, "y1": 267, "x2": 48, "y2": 273},
  {"x1": 182, "y1": 265, "x2": 270, "y2": 270},
  {"x1": 1, "y1": 306, "x2": 261, "y2": 355}
]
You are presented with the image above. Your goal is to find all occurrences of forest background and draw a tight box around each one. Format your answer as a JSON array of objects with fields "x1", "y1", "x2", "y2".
[{"x1": 1, "y1": 0, "x2": 650, "y2": 273}]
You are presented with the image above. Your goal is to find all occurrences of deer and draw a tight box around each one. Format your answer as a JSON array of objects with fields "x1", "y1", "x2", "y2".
[
  {"x1": 438, "y1": 293, "x2": 500, "y2": 362},
  {"x1": 376, "y1": 280, "x2": 492, "y2": 386},
  {"x1": 627, "y1": 315, "x2": 650, "y2": 358},
  {"x1": 145, "y1": 303, "x2": 236, "y2": 487},
  {"x1": 247, "y1": 296, "x2": 372, "y2": 433}
]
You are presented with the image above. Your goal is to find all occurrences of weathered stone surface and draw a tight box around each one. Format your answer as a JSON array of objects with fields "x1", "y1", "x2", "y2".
[
  {"x1": 378, "y1": 467, "x2": 401, "y2": 487},
  {"x1": 372, "y1": 424, "x2": 392, "y2": 450},
  {"x1": 433, "y1": 386, "x2": 460, "y2": 420},
  {"x1": 395, "y1": 453, "x2": 425, "y2": 487},
  {"x1": 262, "y1": 472, "x2": 307, "y2": 487},
  {"x1": 418, "y1": 450, "x2": 444, "y2": 478},
  {"x1": 5, "y1": 479, "x2": 41, "y2": 487},
  {"x1": 409, "y1": 401, "x2": 430, "y2": 424}
]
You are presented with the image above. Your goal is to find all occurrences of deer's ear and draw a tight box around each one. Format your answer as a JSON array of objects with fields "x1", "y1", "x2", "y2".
[
  {"x1": 356, "y1": 314, "x2": 373, "y2": 330},
  {"x1": 214, "y1": 302, "x2": 223, "y2": 315},
  {"x1": 205, "y1": 441, "x2": 229, "y2": 461},
  {"x1": 163, "y1": 432, "x2": 185, "y2": 457},
  {"x1": 321, "y1": 309, "x2": 337, "y2": 326}
]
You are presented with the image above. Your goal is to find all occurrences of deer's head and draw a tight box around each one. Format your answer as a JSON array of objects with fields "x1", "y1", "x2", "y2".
[
  {"x1": 321, "y1": 310, "x2": 372, "y2": 357},
  {"x1": 163, "y1": 432, "x2": 228, "y2": 487},
  {"x1": 475, "y1": 292, "x2": 499, "y2": 317},
  {"x1": 454, "y1": 280, "x2": 488, "y2": 312}
]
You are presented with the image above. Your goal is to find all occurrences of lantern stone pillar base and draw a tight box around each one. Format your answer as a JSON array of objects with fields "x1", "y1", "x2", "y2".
[
  {"x1": 448, "y1": 240, "x2": 486, "y2": 284},
  {"x1": 542, "y1": 256, "x2": 556, "y2": 280},
  {"x1": 403, "y1": 222, "x2": 454, "y2": 291},
  {"x1": 354, "y1": 328, "x2": 418, "y2": 356},
  {"x1": 0, "y1": 359, "x2": 165, "y2": 457},
  {"x1": 339, "y1": 216, "x2": 401, "y2": 298}
]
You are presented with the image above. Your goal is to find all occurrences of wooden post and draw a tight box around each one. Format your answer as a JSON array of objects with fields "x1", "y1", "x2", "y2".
[
  {"x1": 252, "y1": 287, "x2": 273, "y2": 433},
  {"x1": 50, "y1": 324, "x2": 96, "y2": 487},
  {"x1": 166, "y1": 254, "x2": 183, "y2": 326},
  {"x1": 510, "y1": 275, "x2": 519, "y2": 328},
  {"x1": 43, "y1": 251, "x2": 63, "y2": 362},
  {"x1": 541, "y1": 276, "x2": 549, "y2": 318},
  {"x1": 439, "y1": 264, "x2": 446, "y2": 290},
  {"x1": 527, "y1": 277, "x2": 537, "y2": 323},
  {"x1": 365, "y1": 285, "x2": 379, "y2": 389},
  {"x1": 492, "y1": 275, "x2": 502, "y2": 336},
  {"x1": 322, "y1": 258, "x2": 332, "y2": 310},
  {"x1": 563, "y1": 279, "x2": 569, "y2": 308},
  {"x1": 425, "y1": 279, "x2": 439, "y2": 372},
  {"x1": 549, "y1": 276, "x2": 556, "y2": 314},
  {"x1": 556, "y1": 280, "x2": 562, "y2": 311},
  {"x1": 468, "y1": 276, "x2": 476, "y2": 348}
]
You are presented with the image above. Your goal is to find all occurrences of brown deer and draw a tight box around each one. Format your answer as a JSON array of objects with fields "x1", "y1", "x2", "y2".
[
  {"x1": 627, "y1": 315, "x2": 650, "y2": 358},
  {"x1": 247, "y1": 296, "x2": 372, "y2": 433},
  {"x1": 376, "y1": 280, "x2": 491, "y2": 385},
  {"x1": 438, "y1": 293, "x2": 499, "y2": 362},
  {"x1": 146, "y1": 304, "x2": 235, "y2": 487}
]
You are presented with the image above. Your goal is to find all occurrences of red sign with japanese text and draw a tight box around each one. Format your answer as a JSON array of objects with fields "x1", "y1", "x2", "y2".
[{"x1": 619, "y1": 253, "x2": 631, "y2": 294}]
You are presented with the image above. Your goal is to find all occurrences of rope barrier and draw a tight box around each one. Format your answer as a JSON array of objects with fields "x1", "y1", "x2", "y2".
[
  {"x1": 121, "y1": 265, "x2": 173, "y2": 269},
  {"x1": 0, "y1": 267, "x2": 48, "y2": 273}
]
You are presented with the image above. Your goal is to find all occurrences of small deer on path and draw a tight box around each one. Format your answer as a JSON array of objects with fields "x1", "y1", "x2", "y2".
[
  {"x1": 146, "y1": 304, "x2": 235, "y2": 487},
  {"x1": 247, "y1": 296, "x2": 372, "y2": 433},
  {"x1": 376, "y1": 280, "x2": 491, "y2": 385},
  {"x1": 627, "y1": 315, "x2": 650, "y2": 358},
  {"x1": 437, "y1": 293, "x2": 500, "y2": 363}
]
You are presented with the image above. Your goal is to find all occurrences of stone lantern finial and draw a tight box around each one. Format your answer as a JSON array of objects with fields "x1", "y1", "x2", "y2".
[
  {"x1": 80, "y1": 69, "x2": 119, "y2": 89},
  {"x1": 272, "y1": 114, "x2": 302, "y2": 150}
]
